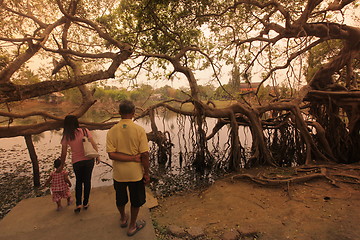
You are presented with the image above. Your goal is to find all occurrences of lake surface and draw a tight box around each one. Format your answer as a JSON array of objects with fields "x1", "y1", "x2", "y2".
[{"x1": 0, "y1": 115, "x2": 252, "y2": 189}]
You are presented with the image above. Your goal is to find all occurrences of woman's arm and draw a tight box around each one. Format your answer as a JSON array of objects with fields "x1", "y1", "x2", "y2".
[
  {"x1": 108, "y1": 152, "x2": 141, "y2": 162},
  {"x1": 44, "y1": 175, "x2": 52, "y2": 186},
  {"x1": 87, "y1": 129, "x2": 101, "y2": 164},
  {"x1": 89, "y1": 136, "x2": 98, "y2": 152},
  {"x1": 60, "y1": 144, "x2": 68, "y2": 167},
  {"x1": 88, "y1": 136, "x2": 101, "y2": 164}
]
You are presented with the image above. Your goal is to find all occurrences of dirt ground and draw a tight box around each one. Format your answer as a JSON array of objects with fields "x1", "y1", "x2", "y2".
[{"x1": 151, "y1": 168, "x2": 360, "y2": 240}]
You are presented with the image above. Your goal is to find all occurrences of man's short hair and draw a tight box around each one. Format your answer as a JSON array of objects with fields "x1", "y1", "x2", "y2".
[{"x1": 119, "y1": 100, "x2": 135, "y2": 115}]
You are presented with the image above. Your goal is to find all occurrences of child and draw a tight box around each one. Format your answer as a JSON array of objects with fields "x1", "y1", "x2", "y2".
[{"x1": 45, "y1": 158, "x2": 72, "y2": 211}]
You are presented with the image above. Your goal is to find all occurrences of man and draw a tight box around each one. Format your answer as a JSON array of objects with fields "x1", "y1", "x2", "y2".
[{"x1": 106, "y1": 100, "x2": 150, "y2": 237}]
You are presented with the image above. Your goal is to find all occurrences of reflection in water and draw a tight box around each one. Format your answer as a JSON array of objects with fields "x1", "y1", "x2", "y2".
[
  {"x1": 0, "y1": 111, "x2": 252, "y2": 191},
  {"x1": 32, "y1": 132, "x2": 45, "y2": 143}
]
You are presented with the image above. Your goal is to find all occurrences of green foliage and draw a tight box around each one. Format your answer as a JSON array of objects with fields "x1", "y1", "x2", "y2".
[
  {"x1": 98, "y1": 0, "x2": 206, "y2": 55},
  {"x1": 129, "y1": 90, "x2": 142, "y2": 102},
  {"x1": 257, "y1": 85, "x2": 273, "y2": 102},
  {"x1": 229, "y1": 63, "x2": 253, "y2": 89},
  {"x1": 276, "y1": 83, "x2": 294, "y2": 99},
  {"x1": 155, "y1": 85, "x2": 187, "y2": 100},
  {"x1": 64, "y1": 86, "x2": 130, "y2": 105},
  {"x1": 91, "y1": 84, "x2": 191, "y2": 106},
  {"x1": 62, "y1": 88, "x2": 82, "y2": 104},
  {"x1": 0, "y1": 55, "x2": 9, "y2": 70},
  {"x1": 304, "y1": 40, "x2": 342, "y2": 83},
  {"x1": 198, "y1": 84, "x2": 215, "y2": 100},
  {"x1": 94, "y1": 86, "x2": 129, "y2": 102},
  {"x1": 129, "y1": 84, "x2": 152, "y2": 102},
  {"x1": 214, "y1": 84, "x2": 232, "y2": 100},
  {"x1": 12, "y1": 67, "x2": 41, "y2": 85}
]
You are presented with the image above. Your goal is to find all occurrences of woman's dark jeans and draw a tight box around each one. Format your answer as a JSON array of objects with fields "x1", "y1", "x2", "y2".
[{"x1": 72, "y1": 159, "x2": 95, "y2": 206}]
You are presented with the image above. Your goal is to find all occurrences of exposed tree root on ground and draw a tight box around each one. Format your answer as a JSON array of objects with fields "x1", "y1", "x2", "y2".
[{"x1": 231, "y1": 164, "x2": 360, "y2": 187}]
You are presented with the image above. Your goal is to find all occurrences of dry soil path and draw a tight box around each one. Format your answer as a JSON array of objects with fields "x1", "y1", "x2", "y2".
[{"x1": 0, "y1": 186, "x2": 157, "y2": 240}]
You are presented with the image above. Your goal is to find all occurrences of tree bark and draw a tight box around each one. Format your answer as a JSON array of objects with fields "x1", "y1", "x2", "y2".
[{"x1": 24, "y1": 135, "x2": 40, "y2": 187}]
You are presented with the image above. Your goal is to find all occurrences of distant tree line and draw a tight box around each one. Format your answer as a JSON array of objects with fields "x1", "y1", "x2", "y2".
[{"x1": 59, "y1": 82, "x2": 295, "y2": 105}]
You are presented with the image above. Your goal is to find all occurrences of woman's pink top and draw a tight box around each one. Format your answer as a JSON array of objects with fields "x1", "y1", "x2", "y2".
[
  {"x1": 50, "y1": 170, "x2": 69, "y2": 192},
  {"x1": 61, "y1": 128, "x2": 93, "y2": 164}
]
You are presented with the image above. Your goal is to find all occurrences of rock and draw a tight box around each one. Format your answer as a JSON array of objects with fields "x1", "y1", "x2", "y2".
[
  {"x1": 222, "y1": 230, "x2": 239, "y2": 240},
  {"x1": 238, "y1": 227, "x2": 260, "y2": 239},
  {"x1": 168, "y1": 225, "x2": 187, "y2": 237},
  {"x1": 186, "y1": 226, "x2": 205, "y2": 238},
  {"x1": 238, "y1": 226, "x2": 258, "y2": 235}
]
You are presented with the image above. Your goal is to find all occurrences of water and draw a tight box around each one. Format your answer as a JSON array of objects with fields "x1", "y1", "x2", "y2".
[
  {"x1": 0, "y1": 114, "x2": 253, "y2": 190},
  {"x1": 0, "y1": 130, "x2": 112, "y2": 189}
]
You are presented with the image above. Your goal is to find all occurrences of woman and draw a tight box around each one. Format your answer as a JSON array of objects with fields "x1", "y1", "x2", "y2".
[{"x1": 60, "y1": 115, "x2": 99, "y2": 213}]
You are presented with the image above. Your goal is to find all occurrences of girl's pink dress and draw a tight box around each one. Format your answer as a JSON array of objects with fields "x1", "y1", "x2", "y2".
[{"x1": 50, "y1": 170, "x2": 71, "y2": 202}]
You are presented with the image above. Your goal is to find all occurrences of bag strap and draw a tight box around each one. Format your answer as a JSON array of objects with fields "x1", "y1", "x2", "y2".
[{"x1": 82, "y1": 128, "x2": 88, "y2": 138}]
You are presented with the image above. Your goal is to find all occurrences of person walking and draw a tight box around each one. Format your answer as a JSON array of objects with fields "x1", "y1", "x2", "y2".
[
  {"x1": 60, "y1": 115, "x2": 99, "y2": 213},
  {"x1": 44, "y1": 158, "x2": 72, "y2": 211},
  {"x1": 106, "y1": 100, "x2": 150, "y2": 237}
]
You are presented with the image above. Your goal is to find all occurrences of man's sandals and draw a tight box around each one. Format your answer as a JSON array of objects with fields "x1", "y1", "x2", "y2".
[
  {"x1": 127, "y1": 220, "x2": 146, "y2": 237},
  {"x1": 120, "y1": 215, "x2": 129, "y2": 228}
]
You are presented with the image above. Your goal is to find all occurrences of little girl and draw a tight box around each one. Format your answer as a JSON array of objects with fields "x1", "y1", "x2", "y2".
[{"x1": 45, "y1": 158, "x2": 72, "y2": 211}]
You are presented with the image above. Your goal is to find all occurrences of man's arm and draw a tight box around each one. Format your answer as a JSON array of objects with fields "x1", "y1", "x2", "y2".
[
  {"x1": 141, "y1": 151, "x2": 150, "y2": 185},
  {"x1": 108, "y1": 152, "x2": 141, "y2": 162}
]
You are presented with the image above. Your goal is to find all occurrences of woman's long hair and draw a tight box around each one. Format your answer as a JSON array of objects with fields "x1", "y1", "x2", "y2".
[{"x1": 62, "y1": 115, "x2": 80, "y2": 141}]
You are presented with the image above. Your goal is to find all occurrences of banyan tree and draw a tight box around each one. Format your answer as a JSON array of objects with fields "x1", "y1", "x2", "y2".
[{"x1": 0, "y1": 0, "x2": 359, "y2": 186}]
